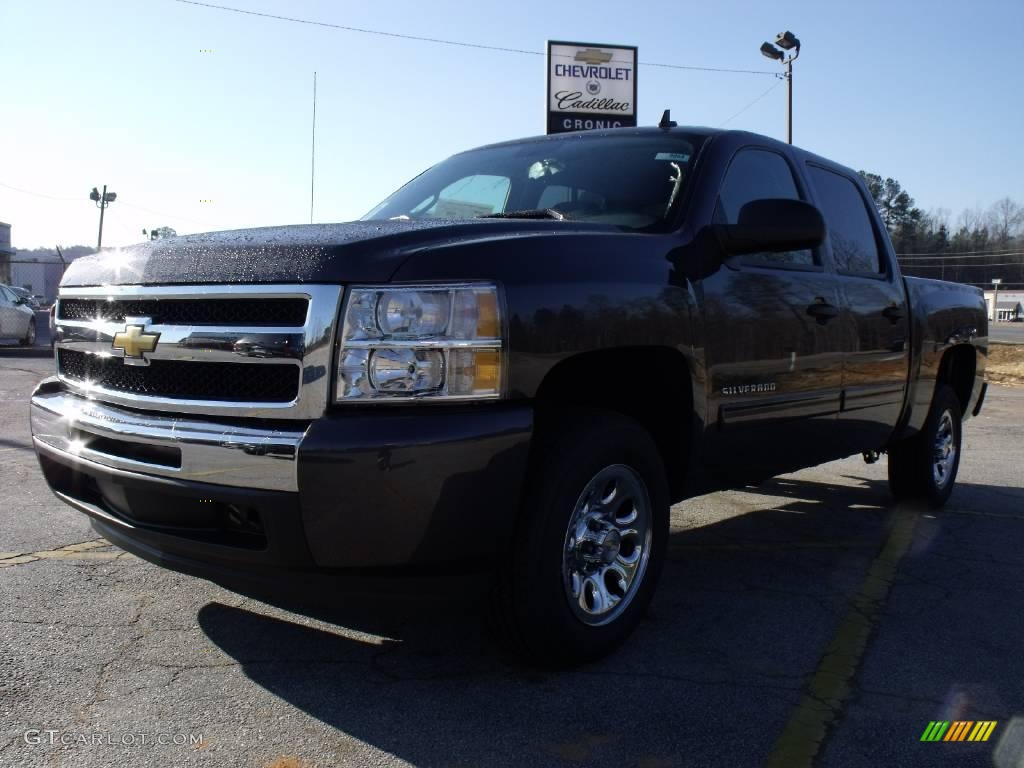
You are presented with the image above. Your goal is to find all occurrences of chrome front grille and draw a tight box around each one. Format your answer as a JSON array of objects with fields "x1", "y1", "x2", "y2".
[
  {"x1": 58, "y1": 297, "x2": 310, "y2": 326},
  {"x1": 53, "y1": 284, "x2": 343, "y2": 419},
  {"x1": 58, "y1": 349, "x2": 301, "y2": 403}
]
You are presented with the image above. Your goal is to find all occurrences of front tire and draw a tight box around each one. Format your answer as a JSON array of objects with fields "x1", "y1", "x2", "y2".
[
  {"x1": 496, "y1": 410, "x2": 669, "y2": 666},
  {"x1": 887, "y1": 385, "x2": 962, "y2": 508}
]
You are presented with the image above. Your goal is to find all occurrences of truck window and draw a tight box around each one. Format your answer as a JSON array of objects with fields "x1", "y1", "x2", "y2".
[
  {"x1": 536, "y1": 184, "x2": 607, "y2": 211},
  {"x1": 362, "y1": 134, "x2": 703, "y2": 232},
  {"x1": 714, "y1": 149, "x2": 814, "y2": 267},
  {"x1": 419, "y1": 174, "x2": 512, "y2": 218},
  {"x1": 807, "y1": 166, "x2": 884, "y2": 274}
]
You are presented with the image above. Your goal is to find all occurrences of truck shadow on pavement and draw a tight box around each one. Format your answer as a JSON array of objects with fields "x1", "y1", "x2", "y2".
[{"x1": 197, "y1": 474, "x2": 1024, "y2": 767}]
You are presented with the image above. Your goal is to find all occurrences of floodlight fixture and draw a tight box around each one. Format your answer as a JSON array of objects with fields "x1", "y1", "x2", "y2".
[{"x1": 775, "y1": 31, "x2": 800, "y2": 50}]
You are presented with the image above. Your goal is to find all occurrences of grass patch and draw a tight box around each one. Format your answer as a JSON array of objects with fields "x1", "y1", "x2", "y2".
[{"x1": 988, "y1": 344, "x2": 1024, "y2": 387}]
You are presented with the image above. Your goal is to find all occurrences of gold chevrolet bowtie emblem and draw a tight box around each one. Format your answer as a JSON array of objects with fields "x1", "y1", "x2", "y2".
[
  {"x1": 574, "y1": 48, "x2": 613, "y2": 65},
  {"x1": 112, "y1": 324, "x2": 160, "y2": 364}
]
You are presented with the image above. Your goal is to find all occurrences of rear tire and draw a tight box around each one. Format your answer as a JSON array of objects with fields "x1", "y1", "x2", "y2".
[
  {"x1": 887, "y1": 385, "x2": 962, "y2": 508},
  {"x1": 20, "y1": 319, "x2": 36, "y2": 347},
  {"x1": 493, "y1": 410, "x2": 669, "y2": 667}
]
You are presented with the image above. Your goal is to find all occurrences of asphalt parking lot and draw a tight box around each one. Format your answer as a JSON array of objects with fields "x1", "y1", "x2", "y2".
[
  {"x1": 2, "y1": 349, "x2": 1023, "y2": 768},
  {"x1": 991, "y1": 323, "x2": 1024, "y2": 344}
]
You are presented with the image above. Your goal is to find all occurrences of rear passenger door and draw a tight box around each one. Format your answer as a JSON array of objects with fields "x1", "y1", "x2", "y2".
[
  {"x1": 805, "y1": 164, "x2": 911, "y2": 451},
  {"x1": 700, "y1": 147, "x2": 848, "y2": 479}
]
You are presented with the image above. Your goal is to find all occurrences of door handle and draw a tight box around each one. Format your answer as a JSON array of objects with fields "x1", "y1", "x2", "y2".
[
  {"x1": 806, "y1": 300, "x2": 839, "y2": 325},
  {"x1": 882, "y1": 305, "x2": 905, "y2": 323}
]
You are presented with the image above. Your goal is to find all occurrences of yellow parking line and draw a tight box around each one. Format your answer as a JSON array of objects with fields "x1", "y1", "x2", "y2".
[{"x1": 764, "y1": 509, "x2": 920, "y2": 768}]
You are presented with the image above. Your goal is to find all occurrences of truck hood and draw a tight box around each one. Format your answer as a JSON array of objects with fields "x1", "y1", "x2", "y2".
[{"x1": 61, "y1": 219, "x2": 613, "y2": 287}]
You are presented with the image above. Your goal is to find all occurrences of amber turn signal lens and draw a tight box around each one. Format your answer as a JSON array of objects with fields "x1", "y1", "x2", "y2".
[
  {"x1": 471, "y1": 349, "x2": 500, "y2": 391},
  {"x1": 476, "y1": 292, "x2": 500, "y2": 338}
]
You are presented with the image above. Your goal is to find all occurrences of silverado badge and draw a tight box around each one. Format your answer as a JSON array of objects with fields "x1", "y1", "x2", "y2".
[{"x1": 112, "y1": 320, "x2": 160, "y2": 366}]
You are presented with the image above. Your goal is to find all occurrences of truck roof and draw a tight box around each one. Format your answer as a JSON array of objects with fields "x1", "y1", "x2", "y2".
[{"x1": 462, "y1": 126, "x2": 857, "y2": 179}]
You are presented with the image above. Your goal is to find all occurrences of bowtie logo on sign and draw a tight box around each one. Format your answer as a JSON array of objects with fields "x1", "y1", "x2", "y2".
[{"x1": 547, "y1": 41, "x2": 638, "y2": 135}]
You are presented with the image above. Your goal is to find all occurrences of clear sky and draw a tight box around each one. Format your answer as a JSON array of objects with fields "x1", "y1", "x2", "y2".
[{"x1": 2, "y1": 0, "x2": 1022, "y2": 249}]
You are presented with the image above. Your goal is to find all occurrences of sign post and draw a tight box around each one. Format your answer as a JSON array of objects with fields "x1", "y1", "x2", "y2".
[{"x1": 546, "y1": 41, "x2": 637, "y2": 134}]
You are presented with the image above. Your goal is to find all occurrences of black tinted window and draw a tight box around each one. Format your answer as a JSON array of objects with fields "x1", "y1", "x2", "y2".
[
  {"x1": 363, "y1": 135, "x2": 702, "y2": 232},
  {"x1": 808, "y1": 166, "x2": 882, "y2": 274},
  {"x1": 716, "y1": 149, "x2": 814, "y2": 267}
]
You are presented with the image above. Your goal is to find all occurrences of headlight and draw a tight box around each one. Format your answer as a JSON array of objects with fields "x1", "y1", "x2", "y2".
[{"x1": 336, "y1": 284, "x2": 504, "y2": 402}]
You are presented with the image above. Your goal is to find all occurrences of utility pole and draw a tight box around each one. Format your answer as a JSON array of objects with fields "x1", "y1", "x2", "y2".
[
  {"x1": 760, "y1": 31, "x2": 801, "y2": 144},
  {"x1": 310, "y1": 71, "x2": 317, "y2": 224},
  {"x1": 786, "y1": 57, "x2": 793, "y2": 145},
  {"x1": 89, "y1": 185, "x2": 117, "y2": 249}
]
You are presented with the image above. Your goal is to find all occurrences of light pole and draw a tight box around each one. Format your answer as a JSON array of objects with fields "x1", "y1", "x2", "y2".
[
  {"x1": 760, "y1": 31, "x2": 801, "y2": 144},
  {"x1": 992, "y1": 278, "x2": 1002, "y2": 322},
  {"x1": 89, "y1": 185, "x2": 117, "y2": 249}
]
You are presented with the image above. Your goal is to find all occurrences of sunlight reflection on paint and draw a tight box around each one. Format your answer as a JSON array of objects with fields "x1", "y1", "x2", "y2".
[
  {"x1": 939, "y1": 687, "x2": 971, "y2": 722},
  {"x1": 103, "y1": 249, "x2": 140, "y2": 281}
]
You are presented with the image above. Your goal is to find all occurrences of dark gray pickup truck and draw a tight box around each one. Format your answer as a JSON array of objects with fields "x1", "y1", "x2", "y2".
[{"x1": 30, "y1": 125, "x2": 987, "y2": 664}]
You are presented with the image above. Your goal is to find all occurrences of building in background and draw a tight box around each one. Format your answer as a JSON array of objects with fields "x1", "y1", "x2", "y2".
[
  {"x1": 0, "y1": 222, "x2": 14, "y2": 284},
  {"x1": 984, "y1": 290, "x2": 1024, "y2": 322},
  {"x1": 11, "y1": 253, "x2": 66, "y2": 302},
  {"x1": 994, "y1": 301, "x2": 1023, "y2": 322}
]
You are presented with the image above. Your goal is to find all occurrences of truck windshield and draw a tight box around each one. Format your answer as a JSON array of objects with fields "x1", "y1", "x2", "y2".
[{"x1": 362, "y1": 134, "x2": 703, "y2": 231}]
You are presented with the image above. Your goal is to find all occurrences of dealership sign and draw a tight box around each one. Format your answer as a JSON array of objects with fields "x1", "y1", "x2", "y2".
[{"x1": 546, "y1": 41, "x2": 637, "y2": 134}]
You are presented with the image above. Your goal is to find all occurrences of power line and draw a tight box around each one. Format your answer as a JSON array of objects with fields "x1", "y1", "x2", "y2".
[
  {"x1": 899, "y1": 251, "x2": 1024, "y2": 261},
  {"x1": 719, "y1": 80, "x2": 783, "y2": 127},
  {"x1": 902, "y1": 261, "x2": 1024, "y2": 269},
  {"x1": 959, "y1": 283, "x2": 1024, "y2": 287},
  {"x1": 2, "y1": 181, "x2": 229, "y2": 230},
  {"x1": 172, "y1": 0, "x2": 777, "y2": 76},
  {"x1": 896, "y1": 246, "x2": 1024, "y2": 257},
  {"x1": 0, "y1": 181, "x2": 80, "y2": 201},
  {"x1": 117, "y1": 201, "x2": 228, "y2": 229}
]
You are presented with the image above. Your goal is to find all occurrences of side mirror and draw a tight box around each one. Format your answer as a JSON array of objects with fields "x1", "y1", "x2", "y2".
[
  {"x1": 714, "y1": 198, "x2": 825, "y2": 257},
  {"x1": 14, "y1": 296, "x2": 28, "y2": 306}
]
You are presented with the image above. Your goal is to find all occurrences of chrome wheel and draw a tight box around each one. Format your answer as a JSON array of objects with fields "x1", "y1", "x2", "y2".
[
  {"x1": 932, "y1": 409, "x2": 957, "y2": 489},
  {"x1": 562, "y1": 464, "x2": 652, "y2": 626}
]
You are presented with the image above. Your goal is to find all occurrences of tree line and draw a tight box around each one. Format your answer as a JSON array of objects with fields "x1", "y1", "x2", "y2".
[{"x1": 859, "y1": 172, "x2": 1024, "y2": 288}]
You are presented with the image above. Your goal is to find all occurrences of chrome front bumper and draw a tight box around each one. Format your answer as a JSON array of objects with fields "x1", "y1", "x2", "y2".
[{"x1": 30, "y1": 383, "x2": 306, "y2": 492}]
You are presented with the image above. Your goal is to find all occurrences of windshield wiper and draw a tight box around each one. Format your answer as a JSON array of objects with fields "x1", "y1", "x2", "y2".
[{"x1": 479, "y1": 208, "x2": 566, "y2": 221}]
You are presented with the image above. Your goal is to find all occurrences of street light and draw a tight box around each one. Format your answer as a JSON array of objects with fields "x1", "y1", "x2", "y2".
[
  {"x1": 759, "y1": 30, "x2": 801, "y2": 144},
  {"x1": 90, "y1": 185, "x2": 117, "y2": 249},
  {"x1": 760, "y1": 42, "x2": 784, "y2": 62},
  {"x1": 992, "y1": 278, "x2": 1002, "y2": 322}
]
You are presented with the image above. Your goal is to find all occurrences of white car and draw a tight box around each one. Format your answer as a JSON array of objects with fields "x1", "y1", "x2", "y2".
[{"x1": 0, "y1": 284, "x2": 38, "y2": 345}]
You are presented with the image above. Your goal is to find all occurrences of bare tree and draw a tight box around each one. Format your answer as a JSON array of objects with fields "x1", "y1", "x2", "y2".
[
  {"x1": 925, "y1": 207, "x2": 951, "y2": 232},
  {"x1": 988, "y1": 197, "x2": 1023, "y2": 245}
]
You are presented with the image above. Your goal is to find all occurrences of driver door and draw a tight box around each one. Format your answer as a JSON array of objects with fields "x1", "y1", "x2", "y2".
[{"x1": 699, "y1": 147, "x2": 849, "y2": 480}]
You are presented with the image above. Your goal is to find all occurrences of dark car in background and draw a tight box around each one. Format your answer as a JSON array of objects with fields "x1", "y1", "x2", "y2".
[
  {"x1": 8, "y1": 286, "x2": 45, "y2": 310},
  {"x1": 31, "y1": 126, "x2": 987, "y2": 665}
]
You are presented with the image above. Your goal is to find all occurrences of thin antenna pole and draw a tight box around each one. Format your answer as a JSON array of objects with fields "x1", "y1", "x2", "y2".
[{"x1": 310, "y1": 71, "x2": 317, "y2": 224}]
